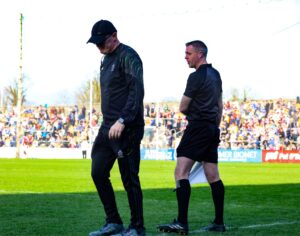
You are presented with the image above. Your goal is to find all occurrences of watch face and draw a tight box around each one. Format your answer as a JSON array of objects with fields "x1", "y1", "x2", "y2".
[{"x1": 118, "y1": 118, "x2": 124, "y2": 124}]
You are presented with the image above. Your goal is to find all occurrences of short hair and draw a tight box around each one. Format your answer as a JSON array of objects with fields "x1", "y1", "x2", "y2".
[{"x1": 185, "y1": 40, "x2": 208, "y2": 56}]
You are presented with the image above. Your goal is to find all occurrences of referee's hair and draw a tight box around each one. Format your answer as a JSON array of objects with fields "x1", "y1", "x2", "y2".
[{"x1": 186, "y1": 40, "x2": 208, "y2": 56}]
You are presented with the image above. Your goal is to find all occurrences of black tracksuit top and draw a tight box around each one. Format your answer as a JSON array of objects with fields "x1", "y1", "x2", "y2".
[{"x1": 99, "y1": 43, "x2": 144, "y2": 128}]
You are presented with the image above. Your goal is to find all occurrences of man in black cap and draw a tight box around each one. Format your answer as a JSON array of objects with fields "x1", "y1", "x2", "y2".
[{"x1": 87, "y1": 19, "x2": 145, "y2": 236}]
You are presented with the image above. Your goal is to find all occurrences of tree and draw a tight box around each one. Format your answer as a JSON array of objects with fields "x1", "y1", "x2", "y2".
[
  {"x1": 227, "y1": 87, "x2": 253, "y2": 102},
  {"x1": 230, "y1": 88, "x2": 239, "y2": 101},
  {"x1": 4, "y1": 79, "x2": 26, "y2": 106},
  {"x1": 242, "y1": 87, "x2": 252, "y2": 102},
  {"x1": 75, "y1": 74, "x2": 101, "y2": 108}
]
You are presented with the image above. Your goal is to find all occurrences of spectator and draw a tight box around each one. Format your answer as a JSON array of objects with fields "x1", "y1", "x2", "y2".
[{"x1": 0, "y1": 98, "x2": 299, "y2": 150}]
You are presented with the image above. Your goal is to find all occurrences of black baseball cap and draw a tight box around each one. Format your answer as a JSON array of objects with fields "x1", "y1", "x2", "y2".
[{"x1": 87, "y1": 20, "x2": 117, "y2": 44}]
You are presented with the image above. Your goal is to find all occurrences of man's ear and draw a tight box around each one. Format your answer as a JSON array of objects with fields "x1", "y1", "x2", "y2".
[
  {"x1": 198, "y1": 52, "x2": 203, "y2": 59},
  {"x1": 112, "y1": 32, "x2": 117, "y2": 38}
]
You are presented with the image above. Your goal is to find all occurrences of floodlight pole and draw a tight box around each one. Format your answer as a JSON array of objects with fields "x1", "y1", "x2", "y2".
[
  {"x1": 155, "y1": 101, "x2": 160, "y2": 150},
  {"x1": 16, "y1": 13, "x2": 24, "y2": 158},
  {"x1": 0, "y1": 86, "x2": 3, "y2": 110},
  {"x1": 89, "y1": 77, "x2": 93, "y2": 151}
]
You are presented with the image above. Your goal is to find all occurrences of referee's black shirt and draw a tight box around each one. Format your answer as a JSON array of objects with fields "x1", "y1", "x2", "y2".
[
  {"x1": 183, "y1": 64, "x2": 222, "y2": 125},
  {"x1": 100, "y1": 43, "x2": 144, "y2": 128}
]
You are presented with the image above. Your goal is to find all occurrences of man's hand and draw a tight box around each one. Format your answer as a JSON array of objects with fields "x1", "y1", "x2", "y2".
[{"x1": 109, "y1": 121, "x2": 125, "y2": 139}]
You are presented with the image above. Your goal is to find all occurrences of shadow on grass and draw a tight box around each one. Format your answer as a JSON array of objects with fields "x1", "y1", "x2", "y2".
[{"x1": 1, "y1": 184, "x2": 300, "y2": 236}]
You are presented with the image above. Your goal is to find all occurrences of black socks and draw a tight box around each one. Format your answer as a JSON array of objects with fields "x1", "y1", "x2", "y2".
[
  {"x1": 210, "y1": 180, "x2": 225, "y2": 225},
  {"x1": 175, "y1": 178, "x2": 225, "y2": 225},
  {"x1": 176, "y1": 179, "x2": 191, "y2": 224}
]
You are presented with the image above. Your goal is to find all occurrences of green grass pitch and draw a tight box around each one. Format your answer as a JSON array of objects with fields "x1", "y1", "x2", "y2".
[{"x1": 0, "y1": 158, "x2": 299, "y2": 235}]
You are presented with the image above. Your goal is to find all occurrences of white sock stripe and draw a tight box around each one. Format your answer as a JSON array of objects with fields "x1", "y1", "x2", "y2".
[{"x1": 170, "y1": 225, "x2": 184, "y2": 229}]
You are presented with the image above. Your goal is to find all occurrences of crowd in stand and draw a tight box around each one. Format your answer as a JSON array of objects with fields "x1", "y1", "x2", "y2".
[
  {"x1": 220, "y1": 99, "x2": 300, "y2": 150},
  {"x1": 0, "y1": 105, "x2": 99, "y2": 149},
  {"x1": 0, "y1": 98, "x2": 299, "y2": 150}
]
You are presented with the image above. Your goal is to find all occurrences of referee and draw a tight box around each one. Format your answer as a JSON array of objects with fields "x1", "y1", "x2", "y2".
[
  {"x1": 87, "y1": 20, "x2": 145, "y2": 236},
  {"x1": 158, "y1": 40, "x2": 225, "y2": 234}
]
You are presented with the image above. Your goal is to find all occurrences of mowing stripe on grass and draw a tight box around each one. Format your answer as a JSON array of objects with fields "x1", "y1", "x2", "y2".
[{"x1": 0, "y1": 190, "x2": 41, "y2": 194}]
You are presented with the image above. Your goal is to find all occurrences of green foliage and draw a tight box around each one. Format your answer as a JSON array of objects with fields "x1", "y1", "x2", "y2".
[
  {"x1": 228, "y1": 87, "x2": 253, "y2": 102},
  {"x1": 4, "y1": 78, "x2": 26, "y2": 106},
  {"x1": 75, "y1": 74, "x2": 101, "y2": 108},
  {"x1": 0, "y1": 159, "x2": 299, "y2": 235}
]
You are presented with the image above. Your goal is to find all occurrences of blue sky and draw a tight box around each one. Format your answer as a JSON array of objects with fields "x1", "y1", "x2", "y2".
[{"x1": 0, "y1": 0, "x2": 299, "y2": 105}]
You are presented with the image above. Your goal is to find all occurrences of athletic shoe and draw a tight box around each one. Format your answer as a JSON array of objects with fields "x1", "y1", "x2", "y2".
[
  {"x1": 157, "y1": 219, "x2": 188, "y2": 235},
  {"x1": 89, "y1": 223, "x2": 124, "y2": 236},
  {"x1": 202, "y1": 222, "x2": 226, "y2": 232}
]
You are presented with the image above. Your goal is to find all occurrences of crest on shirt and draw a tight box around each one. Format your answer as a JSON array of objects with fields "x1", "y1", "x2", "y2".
[{"x1": 111, "y1": 64, "x2": 115, "y2": 71}]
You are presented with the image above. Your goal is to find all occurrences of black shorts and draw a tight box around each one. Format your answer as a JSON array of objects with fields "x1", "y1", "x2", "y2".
[{"x1": 176, "y1": 122, "x2": 220, "y2": 163}]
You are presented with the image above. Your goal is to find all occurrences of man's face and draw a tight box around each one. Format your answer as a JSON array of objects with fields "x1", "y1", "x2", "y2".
[
  {"x1": 185, "y1": 45, "x2": 202, "y2": 69},
  {"x1": 96, "y1": 34, "x2": 115, "y2": 54}
]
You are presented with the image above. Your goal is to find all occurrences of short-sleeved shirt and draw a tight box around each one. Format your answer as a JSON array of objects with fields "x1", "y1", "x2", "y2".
[
  {"x1": 100, "y1": 43, "x2": 144, "y2": 128},
  {"x1": 183, "y1": 64, "x2": 222, "y2": 125}
]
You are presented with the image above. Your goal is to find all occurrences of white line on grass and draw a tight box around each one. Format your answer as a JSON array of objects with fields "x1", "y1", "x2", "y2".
[
  {"x1": 190, "y1": 221, "x2": 299, "y2": 234},
  {"x1": 238, "y1": 221, "x2": 299, "y2": 229}
]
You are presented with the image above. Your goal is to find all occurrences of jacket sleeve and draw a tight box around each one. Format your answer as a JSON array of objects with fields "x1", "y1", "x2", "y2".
[{"x1": 119, "y1": 52, "x2": 144, "y2": 124}]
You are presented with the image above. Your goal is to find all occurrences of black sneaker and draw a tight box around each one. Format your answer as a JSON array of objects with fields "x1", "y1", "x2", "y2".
[
  {"x1": 202, "y1": 222, "x2": 226, "y2": 232},
  {"x1": 157, "y1": 219, "x2": 188, "y2": 235},
  {"x1": 89, "y1": 223, "x2": 124, "y2": 236}
]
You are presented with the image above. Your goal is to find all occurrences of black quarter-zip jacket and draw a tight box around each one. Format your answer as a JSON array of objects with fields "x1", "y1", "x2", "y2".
[{"x1": 100, "y1": 43, "x2": 144, "y2": 128}]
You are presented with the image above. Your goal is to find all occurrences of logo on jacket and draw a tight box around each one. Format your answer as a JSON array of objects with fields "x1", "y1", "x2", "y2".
[{"x1": 111, "y1": 64, "x2": 115, "y2": 71}]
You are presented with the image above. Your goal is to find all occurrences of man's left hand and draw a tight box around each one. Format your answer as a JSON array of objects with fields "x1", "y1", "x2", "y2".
[{"x1": 109, "y1": 121, "x2": 125, "y2": 139}]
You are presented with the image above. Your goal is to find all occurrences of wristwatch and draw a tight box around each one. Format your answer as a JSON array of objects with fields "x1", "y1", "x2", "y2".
[{"x1": 117, "y1": 118, "x2": 124, "y2": 125}]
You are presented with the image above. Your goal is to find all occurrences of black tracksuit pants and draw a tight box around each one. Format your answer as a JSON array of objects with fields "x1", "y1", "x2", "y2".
[{"x1": 91, "y1": 125, "x2": 144, "y2": 230}]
